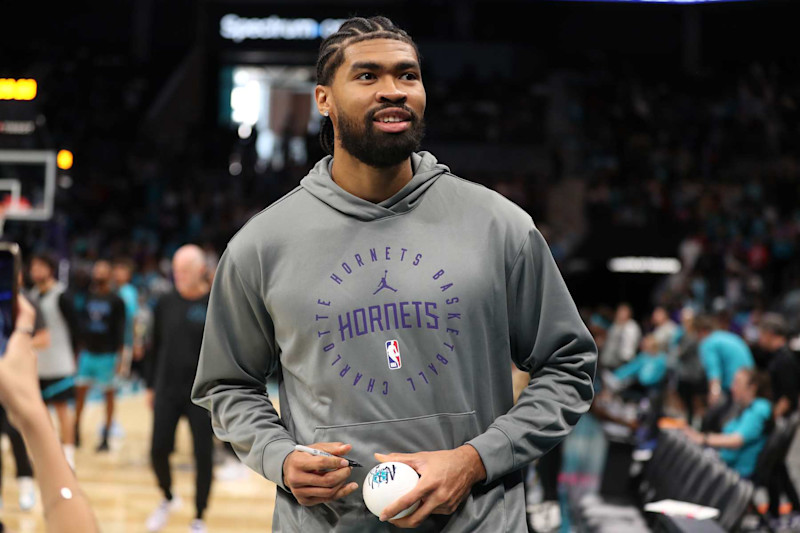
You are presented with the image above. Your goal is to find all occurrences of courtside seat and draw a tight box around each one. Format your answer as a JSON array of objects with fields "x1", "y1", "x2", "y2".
[
  {"x1": 575, "y1": 427, "x2": 757, "y2": 533},
  {"x1": 680, "y1": 449, "x2": 719, "y2": 502},
  {"x1": 751, "y1": 412, "x2": 800, "y2": 490},
  {"x1": 717, "y1": 476, "x2": 754, "y2": 531}
]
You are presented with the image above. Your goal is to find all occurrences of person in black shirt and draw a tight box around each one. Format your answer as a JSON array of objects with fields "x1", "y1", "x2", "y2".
[
  {"x1": 758, "y1": 312, "x2": 800, "y2": 522},
  {"x1": 74, "y1": 260, "x2": 126, "y2": 452},
  {"x1": 145, "y1": 245, "x2": 213, "y2": 533}
]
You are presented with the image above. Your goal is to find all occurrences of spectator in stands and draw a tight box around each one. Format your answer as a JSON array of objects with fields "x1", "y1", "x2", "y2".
[
  {"x1": 670, "y1": 307, "x2": 707, "y2": 428},
  {"x1": 650, "y1": 306, "x2": 678, "y2": 353},
  {"x1": 759, "y1": 313, "x2": 800, "y2": 420},
  {"x1": 612, "y1": 335, "x2": 668, "y2": 396},
  {"x1": 600, "y1": 303, "x2": 641, "y2": 371},
  {"x1": 606, "y1": 334, "x2": 669, "y2": 443},
  {"x1": 683, "y1": 367, "x2": 771, "y2": 479},
  {"x1": 695, "y1": 314, "x2": 755, "y2": 432},
  {"x1": 757, "y1": 312, "x2": 800, "y2": 522}
]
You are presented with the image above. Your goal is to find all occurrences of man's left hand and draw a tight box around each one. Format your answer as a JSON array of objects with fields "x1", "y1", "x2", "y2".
[{"x1": 374, "y1": 445, "x2": 486, "y2": 528}]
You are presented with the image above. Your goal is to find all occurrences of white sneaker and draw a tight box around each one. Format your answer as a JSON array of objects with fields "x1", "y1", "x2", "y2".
[
  {"x1": 216, "y1": 458, "x2": 249, "y2": 481},
  {"x1": 146, "y1": 496, "x2": 182, "y2": 532},
  {"x1": 18, "y1": 476, "x2": 36, "y2": 511},
  {"x1": 189, "y1": 519, "x2": 207, "y2": 533}
]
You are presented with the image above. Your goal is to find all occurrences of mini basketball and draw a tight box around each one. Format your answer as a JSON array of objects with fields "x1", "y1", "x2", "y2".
[{"x1": 363, "y1": 462, "x2": 420, "y2": 520}]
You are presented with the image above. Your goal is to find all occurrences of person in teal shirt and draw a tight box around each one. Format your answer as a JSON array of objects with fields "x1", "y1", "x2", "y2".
[
  {"x1": 695, "y1": 314, "x2": 755, "y2": 431},
  {"x1": 683, "y1": 367, "x2": 771, "y2": 478},
  {"x1": 613, "y1": 335, "x2": 668, "y2": 391},
  {"x1": 113, "y1": 258, "x2": 139, "y2": 378},
  {"x1": 608, "y1": 335, "x2": 669, "y2": 443}
]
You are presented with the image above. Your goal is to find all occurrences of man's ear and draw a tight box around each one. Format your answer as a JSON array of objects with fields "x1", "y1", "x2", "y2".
[{"x1": 315, "y1": 85, "x2": 332, "y2": 117}]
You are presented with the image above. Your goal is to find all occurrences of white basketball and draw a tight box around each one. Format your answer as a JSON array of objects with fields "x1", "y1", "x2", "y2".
[{"x1": 362, "y1": 462, "x2": 420, "y2": 520}]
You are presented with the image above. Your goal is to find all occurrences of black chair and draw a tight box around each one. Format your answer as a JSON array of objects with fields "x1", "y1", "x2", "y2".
[
  {"x1": 751, "y1": 412, "x2": 800, "y2": 489},
  {"x1": 640, "y1": 431, "x2": 683, "y2": 500},
  {"x1": 717, "y1": 477, "x2": 755, "y2": 531},
  {"x1": 704, "y1": 468, "x2": 741, "y2": 512},
  {"x1": 636, "y1": 431, "x2": 677, "y2": 503},
  {"x1": 648, "y1": 435, "x2": 693, "y2": 503},
  {"x1": 747, "y1": 412, "x2": 800, "y2": 531},
  {"x1": 681, "y1": 450, "x2": 721, "y2": 503}
]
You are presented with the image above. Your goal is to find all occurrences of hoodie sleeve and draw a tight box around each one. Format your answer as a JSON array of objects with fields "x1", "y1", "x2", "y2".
[
  {"x1": 467, "y1": 225, "x2": 597, "y2": 484},
  {"x1": 191, "y1": 248, "x2": 296, "y2": 491}
]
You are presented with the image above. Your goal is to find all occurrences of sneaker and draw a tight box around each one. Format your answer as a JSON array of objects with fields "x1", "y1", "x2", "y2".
[
  {"x1": 146, "y1": 496, "x2": 182, "y2": 532},
  {"x1": 96, "y1": 439, "x2": 110, "y2": 453},
  {"x1": 18, "y1": 476, "x2": 36, "y2": 511},
  {"x1": 216, "y1": 458, "x2": 249, "y2": 481},
  {"x1": 189, "y1": 519, "x2": 207, "y2": 533},
  {"x1": 529, "y1": 500, "x2": 561, "y2": 533}
]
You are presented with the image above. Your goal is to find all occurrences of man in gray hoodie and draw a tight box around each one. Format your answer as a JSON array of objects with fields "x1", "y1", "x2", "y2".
[{"x1": 192, "y1": 16, "x2": 597, "y2": 532}]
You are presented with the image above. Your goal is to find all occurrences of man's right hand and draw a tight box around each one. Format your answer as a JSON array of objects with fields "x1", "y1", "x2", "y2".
[{"x1": 282, "y1": 442, "x2": 358, "y2": 506}]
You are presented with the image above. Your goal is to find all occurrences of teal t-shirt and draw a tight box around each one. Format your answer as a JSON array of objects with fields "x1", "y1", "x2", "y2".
[
  {"x1": 719, "y1": 397, "x2": 771, "y2": 478},
  {"x1": 613, "y1": 351, "x2": 668, "y2": 388},
  {"x1": 699, "y1": 331, "x2": 754, "y2": 391},
  {"x1": 118, "y1": 284, "x2": 139, "y2": 347}
]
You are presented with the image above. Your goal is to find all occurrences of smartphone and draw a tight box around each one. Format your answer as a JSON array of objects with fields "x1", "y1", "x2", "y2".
[{"x1": 0, "y1": 242, "x2": 21, "y2": 354}]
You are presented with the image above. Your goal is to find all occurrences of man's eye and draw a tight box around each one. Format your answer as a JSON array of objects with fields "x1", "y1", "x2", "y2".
[
  {"x1": 400, "y1": 73, "x2": 418, "y2": 81},
  {"x1": 356, "y1": 73, "x2": 376, "y2": 80}
]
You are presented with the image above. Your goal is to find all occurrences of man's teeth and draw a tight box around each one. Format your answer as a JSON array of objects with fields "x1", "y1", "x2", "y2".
[{"x1": 378, "y1": 117, "x2": 404, "y2": 123}]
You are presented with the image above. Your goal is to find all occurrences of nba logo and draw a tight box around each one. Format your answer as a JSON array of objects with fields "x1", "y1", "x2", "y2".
[{"x1": 385, "y1": 340, "x2": 401, "y2": 369}]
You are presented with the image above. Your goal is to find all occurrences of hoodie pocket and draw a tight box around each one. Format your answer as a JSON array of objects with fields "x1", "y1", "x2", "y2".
[
  {"x1": 314, "y1": 410, "x2": 481, "y2": 463},
  {"x1": 310, "y1": 411, "x2": 482, "y2": 522}
]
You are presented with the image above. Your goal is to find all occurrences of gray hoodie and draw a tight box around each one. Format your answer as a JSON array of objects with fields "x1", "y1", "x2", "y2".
[{"x1": 192, "y1": 152, "x2": 597, "y2": 532}]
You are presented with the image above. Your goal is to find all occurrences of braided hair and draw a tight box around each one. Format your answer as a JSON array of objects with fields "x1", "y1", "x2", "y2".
[{"x1": 316, "y1": 16, "x2": 420, "y2": 156}]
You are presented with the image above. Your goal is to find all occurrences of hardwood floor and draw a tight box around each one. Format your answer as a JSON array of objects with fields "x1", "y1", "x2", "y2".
[{"x1": 0, "y1": 392, "x2": 277, "y2": 532}]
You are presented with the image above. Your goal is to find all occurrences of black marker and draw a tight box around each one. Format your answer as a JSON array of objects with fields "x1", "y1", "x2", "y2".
[{"x1": 294, "y1": 444, "x2": 363, "y2": 468}]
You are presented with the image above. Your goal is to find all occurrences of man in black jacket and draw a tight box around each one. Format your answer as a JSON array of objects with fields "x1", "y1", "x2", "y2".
[
  {"x1": 145, "y1": 245, "x2": 212, "y2": 533},
  {"x1": 759, "y1": 313, "x2": 800, "y2": 522}
]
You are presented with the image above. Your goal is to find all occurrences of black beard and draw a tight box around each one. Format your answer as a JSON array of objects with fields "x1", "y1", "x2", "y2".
[{"x1": 336, "y1": 105, "x2": 425, "y2": 168}]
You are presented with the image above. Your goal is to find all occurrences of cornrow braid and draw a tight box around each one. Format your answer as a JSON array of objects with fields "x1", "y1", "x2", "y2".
[{"x1": 316, "y1": 16, "x2": 420, "y2": 156}]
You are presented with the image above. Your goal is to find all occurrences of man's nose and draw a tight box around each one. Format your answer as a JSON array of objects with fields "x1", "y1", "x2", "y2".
[{"x1": 376, "y1": 80, "x2": 407, "y2": 104}]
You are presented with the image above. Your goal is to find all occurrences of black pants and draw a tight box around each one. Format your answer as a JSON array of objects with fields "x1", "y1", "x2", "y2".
[
  {"x1": 677, "y1": 378, "x2": 706, "y2": 426},
  {"x1": 0, "y1": 406, "x2": 33, "y2": 489},
  {"x1": 768, "y1": 461, "x2": 800, "y2": 518},
  {"x1": 536, "y1": 441, "x2": 564, "y2": 502},
  {"x1": 151, "y1": 393, "x2": 213, "y2": 519}
]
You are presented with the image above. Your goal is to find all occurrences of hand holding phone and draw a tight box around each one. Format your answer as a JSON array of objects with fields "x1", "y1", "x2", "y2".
[{"x1": 0, "y1": 242, "x2": 21, "y2": 354}]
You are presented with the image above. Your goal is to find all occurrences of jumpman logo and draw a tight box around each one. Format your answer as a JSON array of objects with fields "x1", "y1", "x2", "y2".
[{"x1": 373, "y1": 270, "x2": 398, "y2": 295}]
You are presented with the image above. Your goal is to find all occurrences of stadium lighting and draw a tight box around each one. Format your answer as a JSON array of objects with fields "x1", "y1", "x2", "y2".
[
  {"x1": 56, "y1": 150, "x2": 74, "y2": 170},
  {"x1": 607, "y1": 257, "x2": 682, "y2": 274}
]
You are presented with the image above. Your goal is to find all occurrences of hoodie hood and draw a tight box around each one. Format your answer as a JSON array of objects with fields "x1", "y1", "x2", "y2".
[{"x1": 300, "y1": 151, "x2": 449, "y2": 221}]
